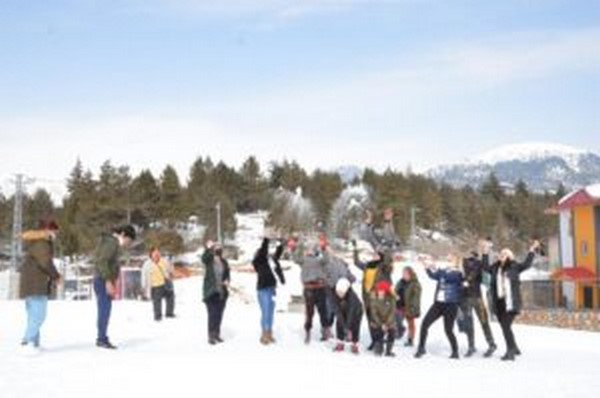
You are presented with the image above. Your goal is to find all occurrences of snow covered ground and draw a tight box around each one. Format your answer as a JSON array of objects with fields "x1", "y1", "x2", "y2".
[{"x1": 2, "y1": 214, "x2": 600, "y2": 397}]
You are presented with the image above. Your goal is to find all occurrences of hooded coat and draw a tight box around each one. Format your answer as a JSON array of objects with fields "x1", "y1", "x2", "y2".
[{"x1": 19, "y1": 230, "x2": 60, "y2": 298}]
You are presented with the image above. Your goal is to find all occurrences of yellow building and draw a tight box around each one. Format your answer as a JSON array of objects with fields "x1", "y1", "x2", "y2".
[{"x1": 555, "y1": 184, "x2": 600, "y2": 309}]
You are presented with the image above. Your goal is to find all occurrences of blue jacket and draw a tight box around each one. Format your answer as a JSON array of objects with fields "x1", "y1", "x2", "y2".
[{"x1": 427, "y1": 268, "x2": 463, "y2": 304}]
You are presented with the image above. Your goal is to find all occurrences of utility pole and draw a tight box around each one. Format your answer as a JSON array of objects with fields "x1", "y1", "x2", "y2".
[
  {"x1": 410, "y1": 206, "x2": 420, "y2": 250},
  {"x1": 8, "y1": 174, "x2": 33, "y2": 299},
  {"x1": 216, "y1": 202, "x2": 222, "y2": 244}
]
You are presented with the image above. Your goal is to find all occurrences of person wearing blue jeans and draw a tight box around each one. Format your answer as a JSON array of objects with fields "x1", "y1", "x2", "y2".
[
  {"x1": 252, "y1": 237, "x2": 286, "y2": 345},
  {"x1": 19, "y1": 220, "x2": 61, "y2": 351},
  {"x1": 258, "y1": 287, "x2": 276, "y2": 333},
  {"x1": 93, "y1": 225, "x2": 136, "y2": 350},
  {"x1": 23, "y1": 296, "x2": 49, "y2": 347}
]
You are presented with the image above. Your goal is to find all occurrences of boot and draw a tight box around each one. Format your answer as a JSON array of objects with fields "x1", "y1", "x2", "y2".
[
  {"x1": 333, "y1": 342, "x2": 345, "y2": 352},
  {"x1": 414, "y1": 346, "x2": 426, "y2": 358},
  {"x1": 304, "y1": 330, "x2": 311, "y2": 345},
  {"x1": 260, "y1": 331, "x2": 270, "y2": 345},
  {"x1": 484, "y1": 344, "x2": 497, "y2": 358},
  {"x1": 215, "y1": 334, "x2": 224, "y2": 344},
  {"x1": 465, "y1": 347, "x2": 476, "y2": 358},
  {"x1": 351, "y1": 344, "x2": 360, "y2": 355},
  {"x1": 501, "y1": 350, "x2": 516, "y2": 361},
  {"x1": 404, "y1": 338, "x2": 414, "y2": 347},
  {"x1": 385, "y1": 342, "x2": 396, "y2": 358},
  {"x1": 208, "y1": 333, "x2": 218, "y2": 346},
  {"x1": 367, "y1": 341, "x2": 375, "y2": 351},
  {"x1": 266, "y1": 331, "x2": 276, "y2": 344},
  {"x1": 373, "y1": 342, "x2": 384, "y2": 356},
  {"x1": 450, "y1": 351, "x2": 460, "y2": 360}
]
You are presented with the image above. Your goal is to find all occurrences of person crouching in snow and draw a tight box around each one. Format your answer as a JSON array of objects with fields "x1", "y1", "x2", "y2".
[
  {"x1": 251, "y1": 236, "x2": 286, "y2": 345},
  {"x1": 19, "y1": 219, "x2": 62, "y2": 354},
  {"x1": 415, "y1": 254, "x2": 464, "y2": 359},
  {"x1": 370, "y1": 280, "x2": 397, "y2": 357},
  {"x1": 142, "y1": 247, "x2": 176, "y2": 322},
  {"x1": 333, "y1": 278, "x2": 363, "y2": 355}
]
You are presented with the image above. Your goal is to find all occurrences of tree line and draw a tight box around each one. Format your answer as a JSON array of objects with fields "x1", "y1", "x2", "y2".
[{"x1": 0, "y1": 156, "x2": 564, "y2": 256}]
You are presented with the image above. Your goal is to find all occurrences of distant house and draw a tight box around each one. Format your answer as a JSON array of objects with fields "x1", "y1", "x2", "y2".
[{"x1": 553, "y1": 184, "x2": 600, "y2": 309}]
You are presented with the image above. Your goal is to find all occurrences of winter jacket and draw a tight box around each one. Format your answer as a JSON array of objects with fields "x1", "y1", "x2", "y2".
[
  {"x1": 201, "y1": 249, "x2": 231, "y2": 302},
  {"x1": 335, "y1": 288, "x2": 364, "y2": 335},
  {"x1": 141, "y1": 258, "x2": 174, "y2": 298},
  {"x1": 370, "y1": 294, "x2": 397, "y2": 329},
  {"x1": 427, "y1": 268, "x2": 463, "y2": 304},
  {"x1": 353, "y1": 249, "x2": 393, "y2": 295},
  {"x1": 396, "y1": 269, "x2": 422, "y2": 318},
  {"x1": 19, "y1": 230, "x2": 60, "y2": 298},
  {"x1": 294, "y1": 249, "x2": 328, "y2": 285},
  {"x1": 482, "y1": 252, "x2": 535, "y2": 314},
  {"x1": 462, "y1": 256, "x2": 485, "y2": 299},
  {"x1": 325, "y1": 256, "x2": 356, "y2": 288},
  {"x1": 252, "y1": 238, "x2": 285, "y2": 291},
  {"x1": 93, "y1": 234, "x2": 121, "y2": 282}
]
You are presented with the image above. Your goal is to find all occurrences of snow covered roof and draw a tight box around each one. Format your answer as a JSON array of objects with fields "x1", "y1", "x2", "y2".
[{"x1": 557, "y1": 184, "x2": 600, "y2": 210}]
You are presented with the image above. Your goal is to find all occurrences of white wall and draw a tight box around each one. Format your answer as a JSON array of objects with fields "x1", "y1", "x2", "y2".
[{"x1": 559, "y1": 210, "x2": 575, "y2": 267}]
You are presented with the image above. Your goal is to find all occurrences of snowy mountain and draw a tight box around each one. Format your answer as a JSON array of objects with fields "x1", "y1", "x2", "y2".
[{"x1": 429, "y1": 142, "x2": 600, "y2": 192}]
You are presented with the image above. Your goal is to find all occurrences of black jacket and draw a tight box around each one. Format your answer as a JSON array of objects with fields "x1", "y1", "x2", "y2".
[
  {"x1": 252, "y1": 238, "x2": 285, "y2": 291},
  {"x1": 483, "y1": 252, "x2": 535, "y2": 314},
  {"x1": 335, "y1": 288, "x2": 364, "y2": 333},
  {"x1": 202, "y1": 249, "x2": 231, "y2": 302},
  {"x1": 462, "y1": 256, "x2": 485, "y2": 299}
]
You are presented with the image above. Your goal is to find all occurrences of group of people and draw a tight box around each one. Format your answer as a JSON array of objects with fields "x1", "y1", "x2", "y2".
[{"x1": 18, "y1": 210, "x2": 540, "y2": 363}]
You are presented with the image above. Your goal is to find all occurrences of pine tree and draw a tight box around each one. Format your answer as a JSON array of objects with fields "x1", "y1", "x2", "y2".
[{"x1": 159, "y1": 165, "x2": 184, "y2": 225}]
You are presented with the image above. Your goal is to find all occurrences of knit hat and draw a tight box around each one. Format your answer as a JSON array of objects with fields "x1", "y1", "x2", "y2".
[
  {"x1": 375, "y1": 280, "x2": 392, "y2": 294},
  {"x1": 336, "y1": 278, "x2": 351, "y2": 298}
]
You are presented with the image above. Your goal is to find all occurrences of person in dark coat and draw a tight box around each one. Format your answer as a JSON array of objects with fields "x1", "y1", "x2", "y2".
[
  {"x1": 352, "y1": 240, "x2": 393, "y2": 350},
  {"x1": 19, "y1": 220, "x2": 61, "y2": 351},
  {"x1": 415, "y1": 255, "x2": 464, "y2": 359},
  {"x1": 93, "y1": 225, "x2": 136, "y2": 350},
  {"x1": 481, "y1": 240, "x2": 539, "y2": 361},
  {"x1": 202, "y1": 240, "x2": 231, "y2": 345},
  {"x1": 395, "y1": 266, "x2": 422, "y2": 347},
  {"x1": 333, "y1": 278, "x2": 363, "y2": 355},
  {"x1": 252, "y1": 237, "x2": 286, "y2": 345},
  {"x1": 458, "y1": 252, "x2": 497, "y2": 358}
]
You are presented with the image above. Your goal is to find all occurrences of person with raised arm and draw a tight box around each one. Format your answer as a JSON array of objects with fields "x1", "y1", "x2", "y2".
[
  {"x1": 415, "y1": 254, "x2": 464, "y2": 359},
  {"x1": 480, "y1": 239, "x2": 539, "y2": 361},
  {"x1": 201, "y1": 240, "x2": 231, "y2": 345},
  {"x1": 251, "y1": 232, "x2": 286, "y2": 345}
]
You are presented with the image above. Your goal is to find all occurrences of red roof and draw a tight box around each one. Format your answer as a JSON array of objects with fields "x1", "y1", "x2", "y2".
[
  {"x1": 557, "y1": 190, "x2": 600, "y2": 210},
  {"x1": 552, "y1": 267, "x2": 597, "y2": 281}
]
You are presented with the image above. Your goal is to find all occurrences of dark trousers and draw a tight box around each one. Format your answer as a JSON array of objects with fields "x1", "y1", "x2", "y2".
[
  {"x1": 418, "y1": 302, "x2": 459, "y2": 354},
  {"x1": 205, "y1": 294, "x2": 227, "y2": 338},
  {"x1": 151, "y1": 285, "x2": 175, "y2": 320},
  {"x1": 325, "y1": 287, "x2": 337, "y2": 328},
  {"x1": 94, "y1": 277, "x2": 113, "y2": 344},
  {"x1": 495, "y1": 299, "x2": 518, "y2": 353},
  {"x1": 303, "y1": 287, "x2": 329, "y2": 332},
  {"x1": 335, "y1": 314, "x2": 362, "y2": 344},
  {"x1": 459, "y1": 296, "x2": 495, "y2": 349},
  {"x1": 373, "y1": 327, "x2": 396, "y2": 345},
  {"x1": 395, "y1": 310, "x2": 407, "y2": 339}
]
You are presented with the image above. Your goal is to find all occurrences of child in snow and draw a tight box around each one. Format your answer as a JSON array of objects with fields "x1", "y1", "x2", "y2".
[
  {"x1": 370, "y1": 280, "x2": 397, "y2": 357},
  {"x1": 333, "y1": 278, "x2": 363, "y2": 355},
  {"x1": 395, "y1": 266, "x2": 422, "y2": 347},
  {"x1": 415, "y1": 254, "x2": 464, "y2": 359}
]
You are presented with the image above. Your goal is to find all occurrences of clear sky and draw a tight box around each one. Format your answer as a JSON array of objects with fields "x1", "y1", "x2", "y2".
[{"x1": 1, "y1": 0, "x2": 599, "y2": 199}]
